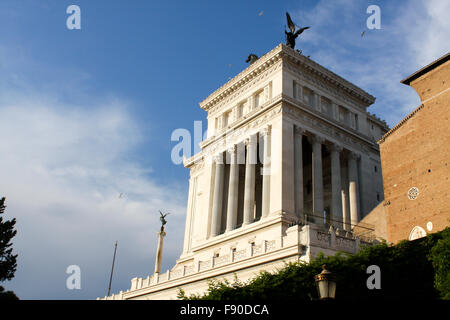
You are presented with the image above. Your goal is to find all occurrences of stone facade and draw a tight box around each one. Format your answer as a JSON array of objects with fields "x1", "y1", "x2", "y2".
[
  {"x1": 378, "y1": 53, "x2": 450, "y2": 243},
  {"x1": 100, "y1": 44, "x2": 388, "y2": 300}
]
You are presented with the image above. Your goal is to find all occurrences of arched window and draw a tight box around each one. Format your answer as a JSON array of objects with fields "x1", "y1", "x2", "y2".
[{"x1": 409, "y1": 226, "x2": 426, "y2": 240}]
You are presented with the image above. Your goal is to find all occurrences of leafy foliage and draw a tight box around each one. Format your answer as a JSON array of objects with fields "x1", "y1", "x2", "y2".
[
  {"x1": 429, "y1": 228, "x2": 450, "y2": 299},
  {"x1": 0, "y1": 197, "x2": 18, "y2": 299},
  {"x1": 178, "y1": 228, "x2": 449, "y2": 300},
  {"x1": 0, "y1": 285, "x2": 19, "y2": 300}
]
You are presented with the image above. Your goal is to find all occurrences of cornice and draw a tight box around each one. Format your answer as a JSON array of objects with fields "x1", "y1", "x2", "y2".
[
  {"x1": 207, "y1": 61, "x2": 282, "y2": 116},
  {"x1": 183, "y1": 152, "x2": 204, "y2": 169},
  {"x1": 378, "y1": 104, "x2": 424, "y2": 144},
  {"x1": 200, "y1": 44, "x2": 376, "y2": 113},
  {"x1": 282, "y1": 45, "x2": 376, "y2": 106},
  {"x1": 367, "y1": 112, "x2": 389, "y2": 130},
  {"x1": 200, "y1": 44, "x2": 284, "y2": 112}
]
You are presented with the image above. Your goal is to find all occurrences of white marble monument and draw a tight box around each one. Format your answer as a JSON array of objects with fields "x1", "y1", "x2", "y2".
[{"x1": 101, "y1": 44, "x2": 389, "y2": 300}]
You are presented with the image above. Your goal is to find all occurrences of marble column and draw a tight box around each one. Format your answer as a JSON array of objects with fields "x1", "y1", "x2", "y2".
[
  {"x1": 243, "y1": 134, "x2": 257, "y2": 225},
  {"x1": 310, "y1": 135, "x2": 324, "y2": 222},
  {"x1": 210, "y1": 153, "x2": 224, "y2": 237},
  {"x1": 348, "y1": 152, "x2": 360, "y2": 228},
  {"x1": 182, "y1": 176, "x2": 196, "y2": 255},
  {"x1": 330, "y1": 143, "x2": 343, "y2": 228},
  {"x1": 341, "y1": 164, "x2": 351, "y2": 231},
  {"x1": 294, "y1": 126, "x2": 304, "y2": 220},
  {"x1": 154, "y1": 229, "x2": 166, "y2": 274},
  {"x1": 261, "y1": 127, "x2": 271, "y2": 218},
  {"x1": 225, "y1": 147, "x2": 239, "y2": 232},
  {"x1": 341, "y1": 189, "x2": 350, "y2": 231}
]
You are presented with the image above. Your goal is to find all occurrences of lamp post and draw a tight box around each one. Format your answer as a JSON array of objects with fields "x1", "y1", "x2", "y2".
[{"x1": 314, "y1": 265, "x2": 336, "y2": 300}]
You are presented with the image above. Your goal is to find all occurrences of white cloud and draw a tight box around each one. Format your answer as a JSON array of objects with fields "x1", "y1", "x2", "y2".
[
  {"x1": 402, "y1": 0, "x2": 450, "y2": 67},
  {"x1": 292, "y1": 0, "x2": 449, "y2": 127},
  {"x1": 0, "y1": 91, "x2": 187, "y2": 299}
]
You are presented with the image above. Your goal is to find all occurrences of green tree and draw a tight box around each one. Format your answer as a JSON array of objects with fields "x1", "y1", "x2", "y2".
[
  {"x1": 429, "y1": 228, "x2": 450, "y2": 299},
  {"x1": 0, "y1": 197, "x2": 18, "y2": 300}
]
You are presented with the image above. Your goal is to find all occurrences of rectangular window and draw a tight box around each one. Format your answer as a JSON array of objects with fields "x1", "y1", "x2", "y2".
[
  {"x1": 338, "y1": 106, "x2": 346, "y2": 122},
  {"x1": 238, "y1": 103, "x2": 244, "y2": 118},
  {"x1": 293, "y1": 80, "x2": 297, "y2": 99},
  {"x1": 254, "y1": 90, "x2": 264, "y2": 108},
  {"x1": 354, "y1": 113, "x2": 359, "y2": 130},
  {"x1": 264, "y1": 82, "x2": 272, "y2": 101},
  {"x1": 293, "y1": 81, "x2": 301, "y2": 100},
  {"x1": 223, "y1": 110, "x2": 232, "y2": 128},
  {"x1": 236, "y1": 100, "x2": 247, "y2": 119},
  {"x1": 243, "y1": 100, "x2": 249, "y2": 115},
  {"x1": 303, "y1": 87, "x2": 314, "y2": 107},
  {"x1": 339, "y1": 106, "x2": 350, "y2": 125},
  {"x1": 321, "y1": 97, "x2": 332, "y2": 116}
]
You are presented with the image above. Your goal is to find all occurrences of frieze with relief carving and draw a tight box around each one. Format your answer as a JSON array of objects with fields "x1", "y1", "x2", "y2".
[
  {"x1": 335, "y1": 236, "x2": 355, "y2": 249},
  {"x1": 316, "y1": 232, "x2": 331, "y2": 246}
]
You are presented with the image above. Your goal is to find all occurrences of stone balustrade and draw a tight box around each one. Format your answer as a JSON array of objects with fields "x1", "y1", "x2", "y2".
[{"x1": 100, "y1": 223, "x2": 376, "y2": 299}]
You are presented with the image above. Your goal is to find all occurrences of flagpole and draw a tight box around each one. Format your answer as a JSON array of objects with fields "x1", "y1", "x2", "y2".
[{"x1": 107, "y1": 241, "x2": 118, "y2": 296}]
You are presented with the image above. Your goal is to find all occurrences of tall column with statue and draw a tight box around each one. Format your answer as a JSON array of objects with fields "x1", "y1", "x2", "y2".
[{"x1": 154, "y1": 211, "x2": 169, "y2": 274}]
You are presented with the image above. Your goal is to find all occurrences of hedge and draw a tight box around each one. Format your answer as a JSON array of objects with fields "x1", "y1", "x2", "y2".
[{"x1": 178, "y1": 227, "x2": 450, "y2": 300}]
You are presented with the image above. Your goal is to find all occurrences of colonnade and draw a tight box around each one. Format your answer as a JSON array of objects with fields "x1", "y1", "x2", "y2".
[{"x1": 209, "y1": 125, "x2": 360, "y2": 237}]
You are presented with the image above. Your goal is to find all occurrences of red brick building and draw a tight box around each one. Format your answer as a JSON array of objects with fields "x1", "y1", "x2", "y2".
[{"x1": 377, "y1": 53, "x2": 449, "y2": 243}]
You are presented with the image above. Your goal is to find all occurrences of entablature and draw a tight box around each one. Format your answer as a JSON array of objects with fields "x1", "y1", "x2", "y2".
[{"x1": 200, "y1": 44, "x2": 376, "y2": 114}]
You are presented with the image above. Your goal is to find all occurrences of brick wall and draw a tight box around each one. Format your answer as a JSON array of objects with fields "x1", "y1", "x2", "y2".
[{"x1": 379, "y1": 59, "x2": 450, "y2": 243}]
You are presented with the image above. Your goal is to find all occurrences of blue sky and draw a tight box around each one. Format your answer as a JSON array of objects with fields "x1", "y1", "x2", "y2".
[{"x1": 0, "y1": 0, "x2": 448, "y2": 299}]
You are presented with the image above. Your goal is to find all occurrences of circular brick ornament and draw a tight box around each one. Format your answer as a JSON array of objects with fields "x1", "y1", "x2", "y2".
[{"x1": 407, "y1": 187, "x2": 419, "y2": 200}]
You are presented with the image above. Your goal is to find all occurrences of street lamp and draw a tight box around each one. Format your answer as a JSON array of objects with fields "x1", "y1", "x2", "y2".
[{"x1": 314, "y1": 265, "x2": 336, "y2": 300}]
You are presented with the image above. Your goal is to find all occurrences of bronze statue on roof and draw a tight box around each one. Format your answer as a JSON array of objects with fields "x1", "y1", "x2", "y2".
[
  {"x1": 285, "y1": 12, "x2": 310, "y2": 49},
  {"x1": 246, "y1": 53, "x2": 259, "y2": 64}
]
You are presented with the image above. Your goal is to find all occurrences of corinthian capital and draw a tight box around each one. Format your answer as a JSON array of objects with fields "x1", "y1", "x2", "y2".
[
  {"x1": 328, "y1": 143, "x2": 343, "y2": 153},
  {"x1": 227, "y1": 145, "x2": 236, "y2": 155},
  {"x1": 244, "y1": 134, "x2": 257, "y2": 147},
  {"x1": 260, "y1": 126, "x2": 271, "y2": 137},
  {"x1": 213, "y1": 153, "x2": 224, "y2": 164},
  {"x1": 308, "y1": 134, "x2": 325, "y2": 145},
  {"x1": 348, "y1": 151, "x2": 361, "y2": 160},
  {"x1": 294, "y1": 126, "x2": 305, "y2": 136}
]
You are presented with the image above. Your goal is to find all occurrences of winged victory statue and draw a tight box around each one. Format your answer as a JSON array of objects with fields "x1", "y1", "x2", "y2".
[
  {"x1": 159, "y1": 210, "x2": 170, "y2": 231},
  {"x1": 284, "y1": 12, "x2": 310, "y2": 49}
]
